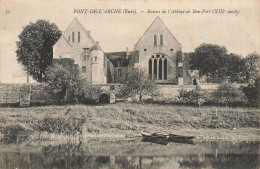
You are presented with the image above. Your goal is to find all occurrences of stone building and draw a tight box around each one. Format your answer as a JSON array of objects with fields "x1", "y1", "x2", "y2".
[
  {"x1": 53, "y1": 17, "x2": 192, "y2": 85},
  {"x1": 53, "y1": 18, "x2": 109, "y2": 84}
]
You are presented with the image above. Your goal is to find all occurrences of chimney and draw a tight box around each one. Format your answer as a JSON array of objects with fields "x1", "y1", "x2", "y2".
[{"x1": 126, "y1": 47, "x2": 129, "y2": 59}]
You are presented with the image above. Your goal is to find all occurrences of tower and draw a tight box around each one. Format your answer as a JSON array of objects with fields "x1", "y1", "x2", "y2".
[{"x1": 90, "y1": 42, "x2": 106, "y2": 84}]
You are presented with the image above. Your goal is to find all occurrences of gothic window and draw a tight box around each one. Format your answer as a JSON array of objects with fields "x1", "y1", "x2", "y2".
[
  {"x1": 159, "y1": 58, "x2": 162, "y2": 79},
  {"x1": 95, "y1": 56, "x2": 97, "y2": 62},
  {"x1": 160, "y1": 34, "x2": 163, "y2": 45},
  {"x1": 154, "y1": 35, "x2": 157, "y2": 45},
  {"x1": 78, "y1": 32, "x2": 80, "y2": 42},
  {"x1": 164, "y1": 58, "x2": 167, "y2": 79},
  {"x1": 154, "y1": 58, "x2": 157, "y2": 77},
  {"x1": 72, "y1": 32, "x2": 74, "y2": 42},
  {"x1": 149, "y1": 54, "x2": 168, "y2": 80},
  {"x1": 149, "y1": 59, "x2": 152, "y2": 76},
  {"x1": 82, "y1": 66, "x2": 86, "y2": 73}
]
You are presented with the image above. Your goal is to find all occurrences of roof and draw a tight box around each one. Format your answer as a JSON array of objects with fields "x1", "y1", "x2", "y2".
[
  {"x1": 135, "y1": 16, "x2": 181, "y2": 47},
  {"x1": 63, "y1": 17, "x2": 95, "y2": 45},
  {"x1": 73, "y1": 17, "x2": 95, "y2": 43},
  {"x1": 52, "y1": 35, "x2": 72, "y2": 48},
  {"x1": 90, "y1": 44, "x2": 102, "y2": 51},
  {"x1": 61, "y1": 35, "x2": 72, "y2": 47},
  {"x1": 105, "y1": 51, "x2": 139, "y2": 67}
]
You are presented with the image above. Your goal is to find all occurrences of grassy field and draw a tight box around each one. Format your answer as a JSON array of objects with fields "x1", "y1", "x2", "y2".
[{"x1": 0, "y1": 103, "x2": 259, "y2": 142}]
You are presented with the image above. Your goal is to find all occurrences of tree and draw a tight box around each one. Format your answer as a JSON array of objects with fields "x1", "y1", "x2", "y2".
[
  {"x1": 16, "y1": 20, "x2": 62, "y2": 82},
  {"x1": 75, "y1": 80, "x2": 102, "y2": 104},
  {"x1": 242, "y1": 83, "x2": 259, "y2": 107},
  {"x1": 178, "y1": 86, "x2": 208, "y2": 106},
  {"x1": 120, "y1": 68, "x2": 157, "y2": 104},
  {"x1": 243, "y1": 52, "x2": 260, "y2": 84},
  {"x1": 45, "y1": 63, "x2": 80, "y2": 102},
  {"x1": 190, "y1": 43, "x2": 250, "y2": 83},
  {"x1": 218, "y1": 53, "x2": 246, "y2": 83},
  {"x1": 190, "y1": 43, "x2": 228, "y2": 82},
  {"x1": 212, "y1": 82, "x2": 245, "y2": 107}
]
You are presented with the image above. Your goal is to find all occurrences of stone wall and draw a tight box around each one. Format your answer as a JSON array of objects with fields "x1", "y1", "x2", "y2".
[
  {"x1": 0, "y1": 83, "x2": 58, "y2": 106},
  {"x1": 0, "y1": 82, "x2": 248, "y2": 106},
  {"x1": 0, "y1": 84, "x2": 20, "y2": 104},
  {"x1": 158, "y1": 85, "x2": 196, "y2": 98}
]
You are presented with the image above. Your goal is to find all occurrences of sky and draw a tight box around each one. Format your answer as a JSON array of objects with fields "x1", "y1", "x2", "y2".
[{"x1": 0, "y1": 0, "x2": 260, "y2": 83}]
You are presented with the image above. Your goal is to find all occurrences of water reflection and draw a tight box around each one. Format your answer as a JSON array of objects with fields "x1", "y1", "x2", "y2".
[{"x1": 0, "y1": 141, "x2": 259, "y2": 169}]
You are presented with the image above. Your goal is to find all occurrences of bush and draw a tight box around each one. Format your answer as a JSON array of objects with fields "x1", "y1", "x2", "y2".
[
  {"x1": 119, "y1": 68, "x2": 158, "y2": 104},
  {"x1": 34, "y1": 115, "x2": 86, "y2": 135},
  {"x1": 0, "y1": 125, "x2": 26, "y2": 143},
  {"x1": 45, "y1": 62, "x2": 82, "y2": 103},
  {"x1": 178, "y1": 86, "x2": 207, "y2": 106},
  {"x1": 74, "y1": 82, "x2": 102, "y2": 104},
  {"x1": 242, "y1": 84, "x2": 258, "y2": 107},
  {"x1": 212, "y1": 82, "x2": 246, "y2": 107}
]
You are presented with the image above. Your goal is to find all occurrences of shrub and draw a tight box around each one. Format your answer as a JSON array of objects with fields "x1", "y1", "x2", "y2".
[
  {"x1": 119, "y1": 68, "x2": 158, "y2": 104},
  {"x1": 212, "y1": 82, "x2": 245, "y2": 107},
  {"x1": 242, "y1": 84, "x2": 258, "y2": 107},
  {"x1": 0, "y1": 125, "x2": 26, "y2": 143},
  {"x1": 34, "y1": 115, "x2": 86, "y2": 135},
  {"x1": 178, "y1": 86, "x2": 205, "y2": 106},
  {"x1": 74, "y1": 81, "x2": 102, "y2": 104},
  {"x1": 45, "y1": 63, "x2": 81, "y2": 103}
]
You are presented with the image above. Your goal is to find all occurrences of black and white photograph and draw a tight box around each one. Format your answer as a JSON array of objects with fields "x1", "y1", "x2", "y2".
[{"x1": 0, "y1": 0, "x2": 259, "y2": 168}]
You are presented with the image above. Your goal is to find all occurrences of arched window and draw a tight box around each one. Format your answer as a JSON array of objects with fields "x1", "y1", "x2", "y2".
[
  {"x1": 149, "y1": 54, "x2": 168, "y2": 80},
  {"x1": 160, "y1": 34, "x2": 163, "y2": 45},
  {"x1": 72, "y1": 32, "x2": 75, "y2": 42},
  {"x1": 149, "y1": 59, "x2": 152, "y2": 76},
  {"x1": 164, "y1": 58, "x2": 167, "y2": 79},
  {"x1": 95, "y1": 56, "x2": 97, "y2": 62},
  {"x1": 154, "y1": 35, "x2": 157, "y2": 45},
  {"x1": 154, "y1": 58, "x2": 157, "y2": 77},
  {"x1": 159, "y1": 58, "x2": 162, "y2": 79},
  {"x1": 78, "y1": 32, "x2": 80, "y2": 42}
]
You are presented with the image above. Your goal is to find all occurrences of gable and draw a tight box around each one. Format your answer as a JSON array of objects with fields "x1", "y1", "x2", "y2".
[
  {"x1": 53, "y1": 35, "x2": 73, "y2": 58},
  {"x1": 62, "y1": 18, "x2": 95, "y2": 48},
  {"x1": 54, "y1": 35, "x2": 72, "y2": 48},
  {"x1": 135, "y1": 17, "x2": 181, "y2": 49}
]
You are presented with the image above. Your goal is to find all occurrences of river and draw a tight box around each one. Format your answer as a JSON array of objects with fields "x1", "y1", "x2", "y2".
[{"x1": 0, "y1": 139, "x2": 259, "y2": 169}]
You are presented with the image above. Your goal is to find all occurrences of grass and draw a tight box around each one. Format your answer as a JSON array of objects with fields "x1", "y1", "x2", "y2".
[{"x1": 0, "y1": 103, "x2": 259, "y2": 142}]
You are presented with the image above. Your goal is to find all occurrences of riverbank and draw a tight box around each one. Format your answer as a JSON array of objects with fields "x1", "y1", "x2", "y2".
[{"x1": 0, "y1": 103, "x2": 259, "y2": 143}]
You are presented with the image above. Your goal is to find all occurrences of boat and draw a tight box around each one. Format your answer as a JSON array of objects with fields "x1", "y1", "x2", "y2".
[
  {"x1": 168, "y1": 133, "x2": 195, "y2": 140},
  {"x1": 141, "y1": 131, "x2": 169, "y2": 139},
  {"x1": 141, "y1": 131, "x2": 195, "y2": 145},
  {"x1": 141, "y1": 131, "x2": 169, "y2": 145}
]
